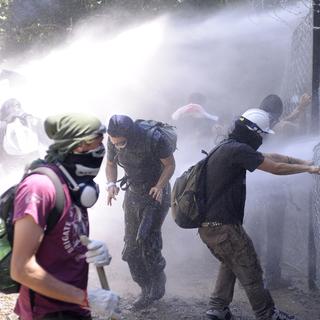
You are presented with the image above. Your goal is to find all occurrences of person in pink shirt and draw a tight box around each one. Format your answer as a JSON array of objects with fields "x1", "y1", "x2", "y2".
[{"x1": 10, "y1": 113, "x2": 119, "y2": 320}]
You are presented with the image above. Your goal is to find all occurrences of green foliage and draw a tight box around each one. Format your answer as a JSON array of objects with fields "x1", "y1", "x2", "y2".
[{"x1": 0, "y1": 0, "x2": 299, "y2": 60}]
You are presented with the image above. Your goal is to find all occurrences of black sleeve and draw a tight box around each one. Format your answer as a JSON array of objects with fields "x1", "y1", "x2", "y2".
[
  {"x1": 152, "y1": 131, "x2": 173, "y2": 159},
  {"x1": 107, "y1": 137, "x2": 117, "y2": 162},
  {"x1": 232, "y1": 144, "x2": 264, "y2": 172}
]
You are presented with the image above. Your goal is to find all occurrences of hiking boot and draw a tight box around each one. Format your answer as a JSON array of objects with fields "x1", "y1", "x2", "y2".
[
  {"x1": 149, "y1": 271, "x2": 166, "y2": 301},
  {"x1": 206, "y1": 306, "x2": 234, "y2": 320},
  {"x1": 271, "y1": 308, "x2": 299, "y2": 320},
  {"x1": 132, "y1": 286, "x2": 152, "y2": 310}
]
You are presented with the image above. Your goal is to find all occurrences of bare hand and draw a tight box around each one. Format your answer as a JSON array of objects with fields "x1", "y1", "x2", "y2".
[
  {"x1": 308, "y1": 165, "x2": 320, "y2": 174},
  {"x1": 298, "y1": 93, "x2": 311, "y2": 110},
  {"x1": 107, "y1": 185, "x2": 119, "y2": 206},
  {"x1": 149, "y1": 186, "x2": 163, "y2": 203}
]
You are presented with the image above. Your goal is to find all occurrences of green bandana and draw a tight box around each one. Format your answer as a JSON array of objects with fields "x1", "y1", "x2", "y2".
[{"x1": 44, "y1": 113, "x2": 106, "y2": 162}]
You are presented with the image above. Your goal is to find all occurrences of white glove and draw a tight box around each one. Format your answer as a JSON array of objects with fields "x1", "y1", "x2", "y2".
[
  {"x1": 88, "y1": 288, "x2": 119, "y2": 317},
  {"x1": 85, "y1": 240, "x2": 112, "y2": 267}
]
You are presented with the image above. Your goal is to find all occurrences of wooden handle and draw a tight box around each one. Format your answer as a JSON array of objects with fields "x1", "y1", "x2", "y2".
[
  {"x1": 80, "y1": 235, "x2": 120, "y2": 320},
  {"x1": 97, "y1": 266, "x2": 110, "y2": 290}
]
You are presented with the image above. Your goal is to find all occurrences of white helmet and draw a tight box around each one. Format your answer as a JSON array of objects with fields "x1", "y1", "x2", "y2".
[{"x1": 240, "y1": 108, "x2": 274, "y2": 134}]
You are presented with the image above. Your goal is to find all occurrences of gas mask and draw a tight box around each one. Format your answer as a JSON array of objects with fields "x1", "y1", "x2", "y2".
[{"x1": 58, "y1": 144, "x2": 105, "y2": 208}]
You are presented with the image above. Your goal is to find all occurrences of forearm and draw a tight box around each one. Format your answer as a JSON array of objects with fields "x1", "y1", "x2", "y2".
[
  {"x1": 155, "y1": 163, "x2": 175, "y2": 189},
  {"x1": 263, "y1": 153, "x2": 309, "y2": 165},
  {"x1": 12, "y1": 256, "x2": 85, "y2": 305},
  {"x1": 270, "y1": 163, "x2": 314, "y2": 175},
  {"x1": 106, "y1": 161, "x2": 118, "y2": 183},
  {"x1": 282, "y1": 109, "x2": 301, "y2": 122}
]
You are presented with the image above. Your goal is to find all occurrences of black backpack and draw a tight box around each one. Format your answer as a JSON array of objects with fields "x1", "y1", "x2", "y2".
[
  {"x1": 171, "y1": 141, "x2": 229, "y2": 229},
  {"x1": 135, "y1": 119, "x2": 177, "y2": 153},
  {"x1": 116, "y1": 119, "x2": 177, "y2": 191},
  {"x1": 0, "y1": 166, "x2": 65, "y2": 294}
]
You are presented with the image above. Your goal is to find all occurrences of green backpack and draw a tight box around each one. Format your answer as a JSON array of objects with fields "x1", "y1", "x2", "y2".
[
  {"x1": 0, "y1": 166, "x2": 65, "y2": 294},
  {"x1": 171, "y1": 140, "x2": 229, "y2": 229}
]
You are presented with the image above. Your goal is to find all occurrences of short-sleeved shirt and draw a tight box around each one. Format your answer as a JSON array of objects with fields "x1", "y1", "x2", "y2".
[
  {"x1": 13, "y1": 167, "x2": 90, "y2": 320},
  {"x1": 205, "y1": 139, "x2": 264, "y2": 224},
  {"x1": 107, "y1": 125, "x2": 173, "y2": 190}
]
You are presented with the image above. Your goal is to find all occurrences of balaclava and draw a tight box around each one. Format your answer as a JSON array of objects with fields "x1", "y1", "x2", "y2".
[{"x1": 229, "y1": 119, "x2": 263, "y2": 150}]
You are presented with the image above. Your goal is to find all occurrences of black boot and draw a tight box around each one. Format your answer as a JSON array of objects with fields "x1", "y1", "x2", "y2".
[
  {"x1": 132, "y1": 285, "x2": 153, "y2": 310},
  {"x1": 149, "y1": 271, "x2": 166, "y2": 301}
]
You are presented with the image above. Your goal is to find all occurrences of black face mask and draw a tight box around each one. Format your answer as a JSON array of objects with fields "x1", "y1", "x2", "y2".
[
  {"x1": 229, "y1": 120, "x2": 263, "y2": 150},
  {"x1": 59, "y1": 144, "x2": 106, "y2": 208},
  {"x1": 62, "y1": 144, "x2": 105, "y2": 183}
]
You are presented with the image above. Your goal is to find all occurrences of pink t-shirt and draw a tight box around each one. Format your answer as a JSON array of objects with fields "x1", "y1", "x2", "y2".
[{"x1": 13, "y1": 169, "x2": 90, "y2": 320}]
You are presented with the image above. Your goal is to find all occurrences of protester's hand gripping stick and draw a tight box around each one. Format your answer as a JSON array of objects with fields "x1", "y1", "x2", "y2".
[{"x1": 80, "y1": 235, "x2": 120, "y2": 320}]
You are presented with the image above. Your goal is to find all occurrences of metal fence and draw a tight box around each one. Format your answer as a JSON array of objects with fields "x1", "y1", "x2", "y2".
[{"x1": 280, "y1": 8, "x2": 320, "y2": 287}]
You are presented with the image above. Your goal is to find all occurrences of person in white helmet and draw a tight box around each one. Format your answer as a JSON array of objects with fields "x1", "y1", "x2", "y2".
[{"x1": 199, "y1": 108, "x2": 319, "y2": 320}]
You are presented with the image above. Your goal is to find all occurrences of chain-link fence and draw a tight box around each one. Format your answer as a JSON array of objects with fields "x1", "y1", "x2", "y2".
[
  {"x1": 312, "y1": 143, "x2": 320, "y2": 288},
  {"x1": 280, "y1": 7, "x2": 320, "y2": 288},
  {"x1": 281, "y1": 10, "x2": 312, "y2": 126}
]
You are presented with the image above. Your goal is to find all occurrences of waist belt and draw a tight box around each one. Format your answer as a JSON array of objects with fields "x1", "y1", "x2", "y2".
[{"x1": 201, "y1": 221, "x2": 223, "y2": 228}]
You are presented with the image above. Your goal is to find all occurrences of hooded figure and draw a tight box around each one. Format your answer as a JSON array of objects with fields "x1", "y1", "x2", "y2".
[{"x1": 106, "y1": 114, "x2": 176, "y2": 310}]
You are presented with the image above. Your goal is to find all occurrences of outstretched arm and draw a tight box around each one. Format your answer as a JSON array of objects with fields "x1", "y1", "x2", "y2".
[
  {"x1": 258, "y1": 155, "x2": 319, "y2": 175},
  {"x1": 263, "y1": 153, "x2": 312, "y2": 165},
  {"x1": 282, "y1": 93, "x2": 311, "y2": 123}
]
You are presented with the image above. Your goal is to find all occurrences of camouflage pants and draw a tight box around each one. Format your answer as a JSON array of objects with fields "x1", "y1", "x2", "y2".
[
  {"x1": 199, "y1": 224, "x2": 275, "y2": 320},
  {"x1": 122, "y1": 189, "x2": 169, "y2": 288}
]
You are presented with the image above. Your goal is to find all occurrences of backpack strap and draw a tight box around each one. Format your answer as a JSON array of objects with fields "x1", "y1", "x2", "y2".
[
  {"x1": 20, "y1": 166, "x2": 66, "y2": 310},
  {"x1": 27, "y1": 166, "x2": 65, "y2": 233}
]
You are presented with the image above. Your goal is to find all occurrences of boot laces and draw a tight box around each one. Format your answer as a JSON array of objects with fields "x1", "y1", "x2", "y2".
[{"x1": 272, "y1": 309, "x2": 296, "y2": 320}]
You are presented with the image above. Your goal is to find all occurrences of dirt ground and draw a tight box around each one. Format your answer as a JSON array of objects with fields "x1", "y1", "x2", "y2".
[
  {"x1": 1, "y1": 263, "x2": 320, "y2": 320},
  {"x1": 1, "y1": 195, "x2": 320, "y2": 320}
]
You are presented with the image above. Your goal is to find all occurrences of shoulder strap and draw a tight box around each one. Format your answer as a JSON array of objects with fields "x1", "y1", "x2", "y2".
[
  {"x1": 21, "y1": 166, "x2": 65, "y2": 310},
  {"x1": 203, "y1": 139, "x2": 232, "y2": 164},
  {"x1": 28, "y1": 167, "x2": 65, "y2": 233}
]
